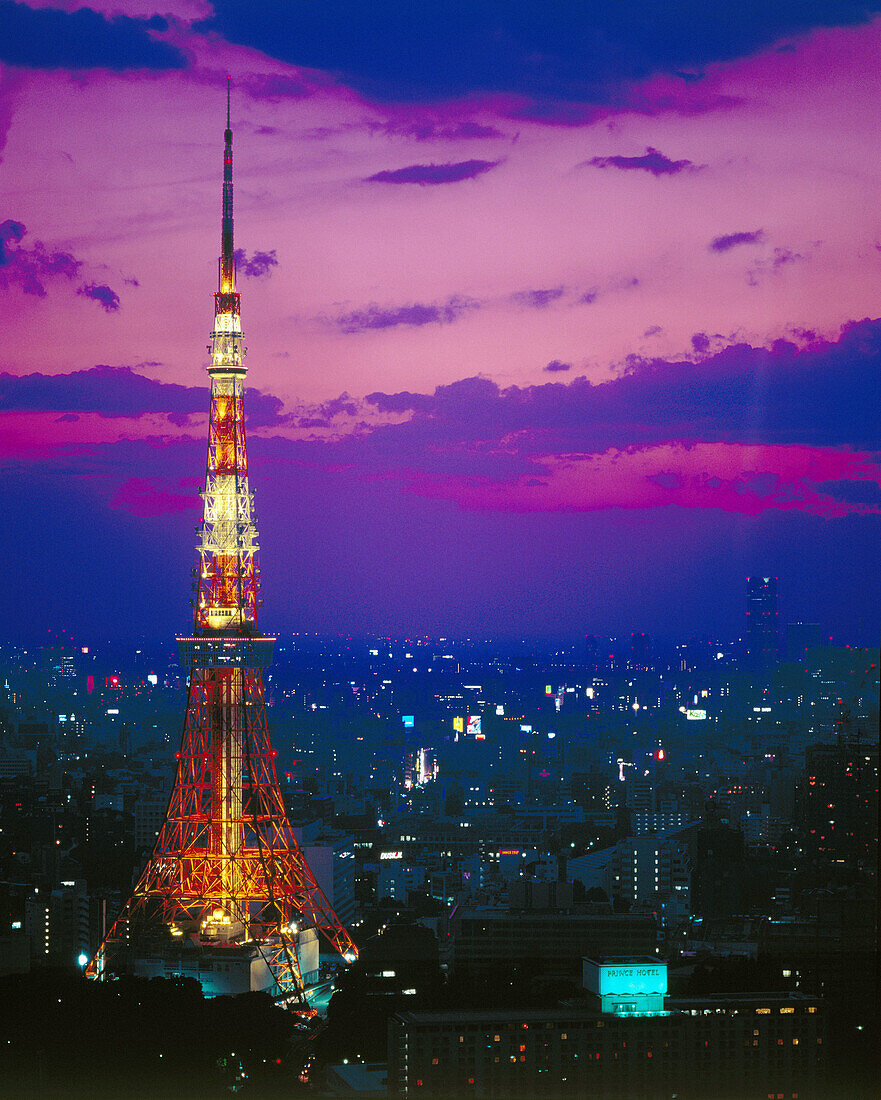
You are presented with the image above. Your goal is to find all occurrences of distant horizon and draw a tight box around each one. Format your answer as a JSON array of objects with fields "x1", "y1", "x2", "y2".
[{"x1": 5, "y1": 624, "x2": 875, "y2": 657}]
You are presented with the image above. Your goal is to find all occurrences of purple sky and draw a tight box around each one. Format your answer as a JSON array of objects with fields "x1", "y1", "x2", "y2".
[{"x1": 2, "y1": 1, "x2": 880, "y2": 644}]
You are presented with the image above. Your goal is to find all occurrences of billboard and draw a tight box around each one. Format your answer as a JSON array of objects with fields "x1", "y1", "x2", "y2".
[
  {"x1": 402, "y1": 715, "x2": 415, "y2": 728},
  {"x1": 597, "y1": 963, "x2": 666, "y2": 997},
  {"x1": 466, "y1": 715, "x2": 482, "y2": 739},
  {"x1": 685, "y1": 708, "x2": 707, "y2": 720}
]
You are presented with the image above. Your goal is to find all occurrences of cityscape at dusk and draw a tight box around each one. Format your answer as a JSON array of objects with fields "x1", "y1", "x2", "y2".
[{"x1": 0, "y1": 3, "x2": 879, "y2": 1098}]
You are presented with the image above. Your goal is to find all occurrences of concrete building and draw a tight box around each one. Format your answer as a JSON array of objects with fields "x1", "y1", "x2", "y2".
[
  {"x1": 609, "y1": 835, "x2": 691, "y2": 921},
  {"x1": 389, "y1": 958, "x2": 824, "y2": 1098},
  {"x1": 133, "y1": 926, "x2": 319, "y2": 996},
  {"x1": 49, "y1": 879, "x2": 92, "y2": 966},
  {"x1": 134, "y1": 793, "x2": 168, "y2": 850},
  {"x1": 292, "y1": 821, "x2": 357, "y2": 929}
]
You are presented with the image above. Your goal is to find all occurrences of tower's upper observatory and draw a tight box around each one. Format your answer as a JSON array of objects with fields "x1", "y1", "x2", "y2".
[{"x1": 210, "y1": 80, "x2": 244, "y2": 376}]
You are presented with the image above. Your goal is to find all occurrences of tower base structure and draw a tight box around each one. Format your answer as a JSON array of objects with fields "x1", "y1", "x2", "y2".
[
  {"x1": 87, "y1": 639, "x2": 357, "y2": 1009},
  {"x1": 125, "y1": 927, "x2": 319, "y2": 999}
]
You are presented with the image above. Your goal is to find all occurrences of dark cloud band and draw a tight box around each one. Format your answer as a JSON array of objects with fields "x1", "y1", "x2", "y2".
[
  {"x1": 200, "y1": 1, "x2": 874, "y2": 106},
  {"x1": 581, "y1": 147, "x2": 698, "y2": 176},
  {"x1": 365, "y1": 159, "x2": 500, "y2": 184},
  {"x1": 0, "y1": 365, "x2": 287, "y2": 427},
  {"x1": 0, "y1": 1, "x2": 185, "y2": 71}
]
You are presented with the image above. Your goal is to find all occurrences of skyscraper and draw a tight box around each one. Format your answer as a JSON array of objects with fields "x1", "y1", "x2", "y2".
[{"x1": 745, "y1": 575, "x2": 778, "y2": 669}]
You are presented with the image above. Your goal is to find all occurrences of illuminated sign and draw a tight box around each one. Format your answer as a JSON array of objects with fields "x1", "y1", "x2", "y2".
[
  {"x1": 147, "y1": 674, "x2": 158, "y2": 686},
  {"x1": 453, "y1": 716, "x2": 464, "y2": 733},
  {"x1": 499, "y1": 849, "x2": 520, "y2": 856},
  {"x1": 380, "y1": 851, "x2": 403, "y2": 860},
  {"x1": 545, "y1": 685, "x2": 552, "y2": 695},
  {"x1": 466, "y1": 715, "x2": 482, "y2": 738},
  {"x1": 402, "y1": 715, "x2": 415, "y2": 728},
  {"x1": 520, "y1": 724, "x2": 533, "y2": 733},
  {"x1": 495, "y1": 705, "x2": 505, "y2": 716},
  {"x1": 583, "y1": 960, "x2": 668, "y2": 1016},
  {"x1": 685, "y1": 709, "x2": 707, "y2": 720}
]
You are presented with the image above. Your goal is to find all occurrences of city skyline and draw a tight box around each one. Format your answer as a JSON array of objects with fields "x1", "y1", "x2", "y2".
[{"x1": 2, "y1": 2, "x2": 881, "y2": 643}]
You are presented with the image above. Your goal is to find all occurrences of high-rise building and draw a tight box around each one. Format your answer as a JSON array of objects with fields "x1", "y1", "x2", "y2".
[
  {"x1": 86, "y1": 89, "x2": 356, "y2": 1005},
  {"x1": 745, "y1": 576, "x2": 778, "y2": 669},
  {"x1": 629, "y1": 632, "x2": 651, "y2": 669}
]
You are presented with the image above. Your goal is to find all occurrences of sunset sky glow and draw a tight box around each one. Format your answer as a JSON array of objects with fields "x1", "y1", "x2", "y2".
[{"x1": 3, "y1": 0, "x2": 880, "y2": 643}]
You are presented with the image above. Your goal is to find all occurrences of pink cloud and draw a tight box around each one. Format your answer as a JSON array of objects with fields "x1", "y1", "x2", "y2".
[
  {"x1": 0, "y1": 410, "x2": 202, "y2": 461},
  {"x1": 401, "y1": 443, "x2": 881, "y2": 517},
  {"x1": 108, "y1": 476, "x2": 197, "y2": 517}
]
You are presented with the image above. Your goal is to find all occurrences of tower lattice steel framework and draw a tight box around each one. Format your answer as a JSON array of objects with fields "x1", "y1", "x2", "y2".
[{"x1": 86, "y1": 89, "x2": 358, "y2": 1004}]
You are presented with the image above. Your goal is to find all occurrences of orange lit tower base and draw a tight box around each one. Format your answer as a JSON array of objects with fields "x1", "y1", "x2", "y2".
[{"x1": 86, "y1": 90, "x2": 357, "y2": 1005}]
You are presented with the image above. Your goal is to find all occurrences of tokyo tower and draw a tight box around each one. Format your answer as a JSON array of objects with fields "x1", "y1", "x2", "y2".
[{"x1": 87, "y1": 88, "x2": 357, "y2": 1005}]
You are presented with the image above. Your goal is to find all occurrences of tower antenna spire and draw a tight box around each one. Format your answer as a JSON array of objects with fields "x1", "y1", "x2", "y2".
[{"x1": 219, "y1": 78, "x2": 236, "y2": 307}]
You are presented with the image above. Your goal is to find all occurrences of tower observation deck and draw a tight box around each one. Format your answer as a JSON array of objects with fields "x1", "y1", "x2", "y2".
[{"x1": 86, "y1": 87, "x2": 357, "y2": 1006}]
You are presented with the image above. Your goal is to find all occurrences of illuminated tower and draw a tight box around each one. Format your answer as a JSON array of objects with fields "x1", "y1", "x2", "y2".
[
  {"x1": 87, "y1": 89, "x2": 357, "y2": 1005},
  {"x1": 746, "y1": 575, "x2": 778, "y2": 670}
]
